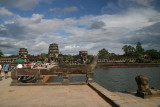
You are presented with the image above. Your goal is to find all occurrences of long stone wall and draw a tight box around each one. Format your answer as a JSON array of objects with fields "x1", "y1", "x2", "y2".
[
  {"x1": 0, "y1": 57, "x2": 17, "y2": 63},
  {"x1": 10, "y1": 68, "x2": 95, "y2": 85}
]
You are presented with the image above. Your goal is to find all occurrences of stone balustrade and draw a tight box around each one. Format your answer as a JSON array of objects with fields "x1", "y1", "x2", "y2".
[{"x1": 11, "y1": 68, "x2": 95, "y2": 85}]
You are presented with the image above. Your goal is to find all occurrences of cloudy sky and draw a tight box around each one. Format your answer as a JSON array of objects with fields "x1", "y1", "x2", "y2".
[{"x1": 0, "y1": 0, "x2": 160, "y2": 55}]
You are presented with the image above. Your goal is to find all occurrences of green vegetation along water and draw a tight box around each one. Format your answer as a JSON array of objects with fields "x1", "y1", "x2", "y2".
[{"x1": 93, "y1": 67, "x2": 160, "y2": 92}]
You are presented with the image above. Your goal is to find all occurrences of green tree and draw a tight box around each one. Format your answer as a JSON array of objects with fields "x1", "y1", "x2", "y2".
[
  {"x1": 145, "y1": 49, "x2": 160, "y2": 59},
  {"x1": 38, "y1": 53, "x2": 47, "y2": 61},
  {"x1": 137, "y1": 54, "x2": 145, "y2": 63},
  {"x1": 109, "y1": 53, "x2": 117, "y2": 56},
  {"x1": 97, "y1": 48, "x2": 109, "y2": 59},
  {"x1": 65, "y1": 55, "x2": 73, "y2": 61},
  {"x1": 122, "y1": 45, "x2": 135, "y2": 56},
  {"x1": 135, "y1": 42, "x2": 144, "y2": 56},
  {"x1": 57, "y1": 56, "x2": 64, "y2": 63},
  {"x1": 0, "y1": 50, "x2": 3, "y2": 56},
  {"x1": 87, "y1": 55, "x2": 94, "y2": 63}
]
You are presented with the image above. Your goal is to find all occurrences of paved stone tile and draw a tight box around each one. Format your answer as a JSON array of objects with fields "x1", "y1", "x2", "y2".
[{"x1": 0, "y1": 74, "x2": 111, "y2": 107}]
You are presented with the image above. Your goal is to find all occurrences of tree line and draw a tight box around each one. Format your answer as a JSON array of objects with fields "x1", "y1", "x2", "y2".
[
  {"x1": 1, "y1": 42, "x2": 160, "y2": 61},
  {"x1": 98, "y1": 42, "x2": 160, "y2": 60}
]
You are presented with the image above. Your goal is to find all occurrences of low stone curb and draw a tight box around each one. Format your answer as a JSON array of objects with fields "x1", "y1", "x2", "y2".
[
  {"x1": 88, "y1": 82, "x2": 120, "y2": 107},
  {"x1": 88, "y1": 82, "x2": 157, "y2": 107}
]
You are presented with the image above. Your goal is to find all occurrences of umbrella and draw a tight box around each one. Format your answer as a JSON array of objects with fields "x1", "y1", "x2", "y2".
[
  {"x1": 14, "y1": 58, "x2": 24, "y2": 63},
  {"x1": 36, "y1": 61, "x2": 42, "y2": 63}
]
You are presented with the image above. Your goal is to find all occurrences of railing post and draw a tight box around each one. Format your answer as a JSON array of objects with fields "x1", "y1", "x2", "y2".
[
  {"x1": 86, "y1": 72, "x2": 94, "y2": 83},
  {"x1": 36, "y1": 70, "x2": 43, "y2": 84},
  {"x1": 62, "y1": 70, "x2": 69, "y2": 84},
  {"x1": 10, "y1": 70, "x2": 18, "y2": 85}
]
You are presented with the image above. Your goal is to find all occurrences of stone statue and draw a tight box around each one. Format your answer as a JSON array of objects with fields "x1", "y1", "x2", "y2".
[
  {"x1": 135, "y1": 75, "x2": 160, "y2": 98},
  {"x1": 135, "y1": 75, "x2": 149, "y2": 92}
]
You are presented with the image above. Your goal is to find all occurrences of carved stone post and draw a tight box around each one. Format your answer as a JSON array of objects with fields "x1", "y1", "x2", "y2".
[
  {"x1": 62, "y1": 70, "x2": 69, "y2": 84},
  {"x1": 36, "y1": 75, "x2": 43, "y2": 84},
  {"x1": 36, "y1": 70, "x2": 43, "y2": 84},
  {"x1": 86, "y1": 72, "x2": 94, "y2": 83},
  {"x1": 10, "y1": 70, "x2": 18, "y2": 85}
]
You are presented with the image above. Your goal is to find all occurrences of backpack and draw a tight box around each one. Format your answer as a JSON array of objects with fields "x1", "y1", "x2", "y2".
[{"x1": 3, "y1": 64, "x2": 9, "y2": 71}]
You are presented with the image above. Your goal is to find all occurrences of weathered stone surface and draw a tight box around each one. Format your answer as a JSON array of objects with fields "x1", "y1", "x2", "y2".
[
  {"x1": 135, "y1": 75, "x2": 160, "y2": 98},
  {"x1": 135, "y1": 75, "x2": 149, "y2": 92},
  {"x1": 16, "y1": 69, "x2": 39, "y2": 75},
  {"x1": 89, "y1": 82, "x2": 160, "y2": 107},
  {"x1": 1, "y1": 75, "x2": 111, "y2": 107}
]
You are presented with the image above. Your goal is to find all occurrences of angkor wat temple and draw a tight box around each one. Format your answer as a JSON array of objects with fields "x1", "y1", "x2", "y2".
[
  {"x1": 0, "y1": 43, "x2": 89, "y2": 64},
  {"x1": 0, "y1": 43, "x2": 60, "y2": 63}
]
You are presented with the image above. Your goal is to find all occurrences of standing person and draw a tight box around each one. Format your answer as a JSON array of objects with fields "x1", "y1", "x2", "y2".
[
  {"x1": 27, "y1": 62, "x2": 30, "y2": 68},
  {"x1": 0, "y1": 64, "x2": 2, "y2": 79},
  {"x1": 45, "y1": 63, "x2": 48, "y2": 68},
  {"x1": 30, "y1": 62, "x2": 34, "y2": 69},
  {"x1": 3, "y1": 63, "x2": 9, "y2": 79}
]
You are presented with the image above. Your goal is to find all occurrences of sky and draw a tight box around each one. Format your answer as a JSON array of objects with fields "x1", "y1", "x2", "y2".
[{"x1": 0, "y1": 0, "x2": 160, "y2": 55}]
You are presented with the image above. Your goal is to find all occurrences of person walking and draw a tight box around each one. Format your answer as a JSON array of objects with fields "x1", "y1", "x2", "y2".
[
  {"x1": 3, "y1": 63, "x2": 9, "y2": 79},
  {"x1": 0, "y1": 64, "x2": 2, "y2": 80}
]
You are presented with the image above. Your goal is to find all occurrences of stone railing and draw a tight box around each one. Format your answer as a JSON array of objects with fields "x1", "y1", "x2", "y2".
[
  {"x1": 11, "y1": 56, "x2": 97, "y2": 85},
  {"x1": 11, "y1": 68, "x2": 95, "y2": 85}
]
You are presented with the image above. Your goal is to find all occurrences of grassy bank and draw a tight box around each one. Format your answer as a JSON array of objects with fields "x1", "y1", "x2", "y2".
[{"x1": 96, "y1": 63, "x2": 160, "y2": 68}]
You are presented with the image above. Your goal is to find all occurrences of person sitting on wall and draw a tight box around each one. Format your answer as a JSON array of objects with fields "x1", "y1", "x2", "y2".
[
  {"x1": 17, "y1": 63, "x2": 23, "y2": 69},
  {"x1": 16, "y1": 63, "x2": 24, "y2": 81},
  {"x1": 27, "y1": 62, "x2": 31, "y2": 68},
  {"x1": 30, "y1": 61, "x2": 35, "y2": 69}
]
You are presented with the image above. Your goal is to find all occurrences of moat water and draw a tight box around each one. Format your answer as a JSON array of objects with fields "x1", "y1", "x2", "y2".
[
  {"x1": 93, "y1": 67, "x2": 160, "y2": 92},
  {"x1": 54, "y1": 67, "x2": 160, "y2": 92}
]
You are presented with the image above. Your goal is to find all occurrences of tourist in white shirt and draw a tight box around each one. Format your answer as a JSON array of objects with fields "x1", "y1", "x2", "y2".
[{"x1": 17, "y1": 64, "x2": 23, "y2": 69}]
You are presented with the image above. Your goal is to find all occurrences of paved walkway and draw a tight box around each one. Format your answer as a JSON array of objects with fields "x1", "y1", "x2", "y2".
[{"x1": 0, "y1": 73, "x2": 111, "y2": 107}]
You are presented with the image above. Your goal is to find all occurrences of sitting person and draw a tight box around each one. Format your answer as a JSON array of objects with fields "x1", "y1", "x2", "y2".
[{"x1": 17, "y1": 64, "x2": 23, "y2": 69}]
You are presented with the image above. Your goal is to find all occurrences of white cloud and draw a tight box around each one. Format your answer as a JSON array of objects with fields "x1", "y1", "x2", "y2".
[
  {"x1": 63, "y1": 44, "x2": 80, "y2": 50},
  {"x1": 1, "y1": 6, "x2": 160, "y2": 55},
  {"x1": 133, "y1": 0, "x2": 154, "y2": 7},
  {"x1": 0, "y1": 7, "x2": 13, "y2": 17},
  {"x1": 99, "y1": 8, "x2": 160, "y2": 30},
  {"x1": 30, "y1": 41, "x2": 48, "y2": 53},
  {"x1": 0, "y1": 0, "x2": 40, "y2": 10},
  {"x1": 118, "y1": 0, "x2": 154, "y2": 8}
]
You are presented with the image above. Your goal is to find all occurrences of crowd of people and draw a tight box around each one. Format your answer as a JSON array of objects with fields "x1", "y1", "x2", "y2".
[
  {"x1": 0, "y1": 61, "x2": 56, "y2": 80},
  {"x1": 16, "y1": 62, "x2": 56, "y2": 69}
]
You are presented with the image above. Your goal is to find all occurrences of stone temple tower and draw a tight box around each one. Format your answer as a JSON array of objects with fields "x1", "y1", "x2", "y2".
[
  {"x1": 19, "y1": 48, "x2": 28, "y2": 62},
  {"x1": 48, "y1": 43, "x2": 59, "y2": 62},
  {"x1": 79, "y1": 51, "x2": 88, "y2": 64}
]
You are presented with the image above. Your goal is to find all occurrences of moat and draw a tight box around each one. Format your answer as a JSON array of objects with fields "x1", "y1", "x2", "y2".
[
  {"x1": 94, "y1": 67, "x2": 160, "y2": 91},
  {"x1": 53, "y1": 67, "x2": 160, "y2": 92}
]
